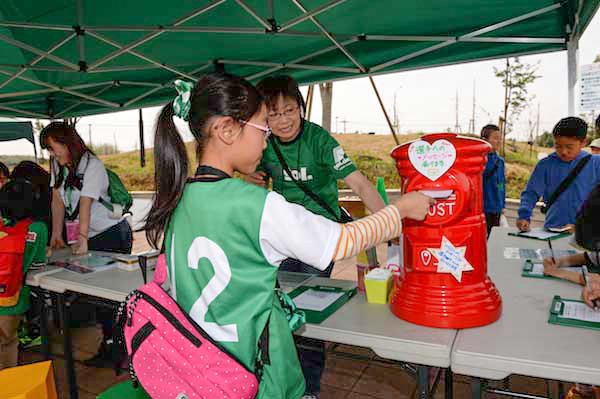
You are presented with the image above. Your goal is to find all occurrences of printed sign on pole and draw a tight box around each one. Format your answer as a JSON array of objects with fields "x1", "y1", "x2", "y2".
[{"x1": 580, "y1": 63, "x2": 600, "y2": 112}]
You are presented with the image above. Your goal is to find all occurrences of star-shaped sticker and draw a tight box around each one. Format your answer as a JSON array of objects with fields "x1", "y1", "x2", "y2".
[{"x1": 427, "y1": 236, "x2": 474, "y2": 282}]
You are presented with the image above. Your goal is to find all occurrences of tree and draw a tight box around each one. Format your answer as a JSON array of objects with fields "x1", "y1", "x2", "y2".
[
  {"x1": 536, "y1": 131, "x2": 554, "y2": 148},
  {"x1": 595, "y1": 54, "x2": 600, "y2": 63},
  {"x1": 494, "y1": 57, "x2": 541, "y2": 156},
  {"x1": 319, "y1": 82, "x2": 333, "y2": 132}
]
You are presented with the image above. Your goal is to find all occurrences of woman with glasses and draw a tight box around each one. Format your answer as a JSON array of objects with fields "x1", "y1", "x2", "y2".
[{"x1": 248, "y1": 75, "x2": 388, "y2": 399}]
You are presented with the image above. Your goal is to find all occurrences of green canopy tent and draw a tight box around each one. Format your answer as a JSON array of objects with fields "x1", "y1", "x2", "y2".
[
  {"x1": 0, "y1": 121, "x2": 37, "y2": 159},
  {"x1": 0, "y1": 0, "x2": 597, "y2": 120}
]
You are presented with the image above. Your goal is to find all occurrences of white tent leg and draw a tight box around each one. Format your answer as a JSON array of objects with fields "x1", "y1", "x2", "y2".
[{"x1": 567, "y1": 38, "x2": 579, "y2": 116}]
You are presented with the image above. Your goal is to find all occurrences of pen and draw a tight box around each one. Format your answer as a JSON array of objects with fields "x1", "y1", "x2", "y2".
[
  {"x1": 547, "y1": 239, "x2": 555, "y2": 263},
  {"x1": 582, "y1": 265, "x2": 600, "y2": 310}
]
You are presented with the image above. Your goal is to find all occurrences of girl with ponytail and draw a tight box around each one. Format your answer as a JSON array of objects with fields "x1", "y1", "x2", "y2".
[{"x1": 144, "y1": 73, "x2": 433, "y2": 398}]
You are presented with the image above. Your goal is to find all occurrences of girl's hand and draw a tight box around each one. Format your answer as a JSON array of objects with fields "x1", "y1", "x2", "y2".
[
  {"x1": 243, "y1": 171, "x2": 267, "y2": 187},
  {"x1": 394, "y1": 192, "x2": 435, "y2": 221},
  {"x1": 543, "y1": 257, "x2": 565, "y2": 269},
  {"x1": 50, "y1": 235, "x2": 66, "y2": 249},
  {"x1": 583, "y1": 279, "x2": 600, "y2": 310},
  {"x1": 516, "y1": 219, "x2": 530, "y2": 232},
  {"x1": 71, "y1": 235, "x2": 88, "y2": 255}
]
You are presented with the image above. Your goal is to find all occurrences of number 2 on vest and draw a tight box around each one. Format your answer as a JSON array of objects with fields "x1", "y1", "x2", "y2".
[{"x1": 187, "y1": 237, "x2": 239, "y2": 342}]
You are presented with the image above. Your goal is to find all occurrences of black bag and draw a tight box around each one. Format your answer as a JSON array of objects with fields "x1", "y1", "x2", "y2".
[{"x1": 541, "y1": 154, "x2": 591, "y2": 214}]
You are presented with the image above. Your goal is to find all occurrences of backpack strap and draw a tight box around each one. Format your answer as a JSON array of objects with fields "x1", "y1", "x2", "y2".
[
  {"x1": 542, "y1": 154, "x2": 592, "y2": 214},
  {"x1": 483, "y1": 159, "x2": 499, "y2": 180},
  {"x1": 269, "y1": 136, "x2": 349, "y2": 223}
]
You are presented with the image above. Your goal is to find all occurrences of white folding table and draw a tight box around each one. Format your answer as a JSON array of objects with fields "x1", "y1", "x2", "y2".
[{"x1": 451, "y1": 227, "x2": 600, "y2": 398}]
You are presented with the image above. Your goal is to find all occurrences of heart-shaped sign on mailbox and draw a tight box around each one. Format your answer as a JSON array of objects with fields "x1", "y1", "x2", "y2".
[{"x1": 408, "y1": 139, "x2": 456, "y2": 181}]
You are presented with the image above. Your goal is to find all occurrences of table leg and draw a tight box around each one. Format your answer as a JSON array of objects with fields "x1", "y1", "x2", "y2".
[
  {"x1": 471, "y1": 378, "x2": 483, "y2": 399},
  {"x1": 57, "y1": 295, "x2": 79, "y2": 399},
  {"x1": 445, "y1": 368, "x2": 453, "y2": 399},
  {"x1": 39, "y1": 290, "x2": 50, "y2": 360},
  {"x1": 417, "y1": 366, "x2": 430, "y2": 399}
]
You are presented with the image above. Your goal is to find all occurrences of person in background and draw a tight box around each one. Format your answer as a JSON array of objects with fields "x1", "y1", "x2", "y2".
[
  {"x1": 40, "y1": 122, "x2": 132, "y2": 368},
  {"x1": 40, "y1": 122, "x2": 132, "y2": 255},
  {"x1": 144, "y1": 74, "x2": 433, "y2": 398},
  {"x1": 246, "y1": 75, "x2": 388, "y2": 398},
  {"x1": 544, "y1": 182, "x2": 600, "y2": 399},
  {"x1": 0, "y1": 162, "x2": 9, "y2": 189},
  {"x1": 10, "y1": 161, "x2": 51, "y2": 231},
  {"x1": 589, "y1": 138, "x2": 600, "y2": 155},
  {"x1": 0, "y1": 178, "x2": 48, "y2": 370},
  {"x1": 517, "y1": 117, "x2": 600, "y2": 232},
  {"x1": 481, "y1": 124, "x2": 505, "y2": 237}
]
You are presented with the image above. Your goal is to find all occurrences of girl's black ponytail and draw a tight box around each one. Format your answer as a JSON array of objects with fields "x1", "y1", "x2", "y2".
[{"x1": 144, "y1": 102, "x2": 189, "y2": 248}]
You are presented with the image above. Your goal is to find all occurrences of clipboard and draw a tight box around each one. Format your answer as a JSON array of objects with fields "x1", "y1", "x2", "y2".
[
  {"x1": 288, "y1": 285, "x2": 357, "y2": 324},
  {"x1": 522, "y1": 259, "x2": 558, "y2": 279},
  {"x1": 522, "y1": 260, "x2": 600, "y2": 279},
  {"x1": 508, "y1": 228, "x2": 571, "y2": 241},
  {"x1": 548, "y1": 295, "x2": 600, "y2": 331}
]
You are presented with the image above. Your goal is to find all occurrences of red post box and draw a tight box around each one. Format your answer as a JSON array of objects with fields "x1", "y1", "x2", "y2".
[{"x1": 389, "y1": 133, "x2": 502, "y2": 328}]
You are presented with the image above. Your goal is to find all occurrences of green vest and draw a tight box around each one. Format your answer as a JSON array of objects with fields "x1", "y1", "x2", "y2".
[
  {"x1": 165, "y1": 178, "x2": 305, "y2": 399},
  {"x1": 260, "y1": 121, "x2": 357, "y2": 221}
]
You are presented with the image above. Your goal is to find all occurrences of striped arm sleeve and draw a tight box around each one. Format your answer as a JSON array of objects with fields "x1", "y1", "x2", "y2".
[{"x1": 332, "y1": 205, "x2": 402, "y2": 261}]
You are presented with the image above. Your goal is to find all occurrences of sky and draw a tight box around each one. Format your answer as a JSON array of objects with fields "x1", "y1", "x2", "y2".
[{"x1": 1, "y1": 10, "x2": 599, "y2": 156}]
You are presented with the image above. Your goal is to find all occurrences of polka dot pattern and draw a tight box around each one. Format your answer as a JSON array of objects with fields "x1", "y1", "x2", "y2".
[{"x1": 120, "y1": 283, "x2": 259, "y2": 399}]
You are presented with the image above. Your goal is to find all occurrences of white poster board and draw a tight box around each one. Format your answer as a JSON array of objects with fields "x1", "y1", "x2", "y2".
[{"x1": 580, "y1": 63, "x2": 600, "y2": 112}]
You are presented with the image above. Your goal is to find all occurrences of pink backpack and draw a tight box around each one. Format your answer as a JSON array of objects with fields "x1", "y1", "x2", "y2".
[{"x1": 115, "y1": 254, "x2": 264, "y2": 399}]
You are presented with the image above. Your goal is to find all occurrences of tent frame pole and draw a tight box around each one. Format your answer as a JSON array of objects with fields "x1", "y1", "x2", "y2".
[
  {"x1": 369, "y1": 76, "x2": 399, "y2": 145},
  {"x1": 567, "y1": 37, "x2": 579, "y2": 116}
]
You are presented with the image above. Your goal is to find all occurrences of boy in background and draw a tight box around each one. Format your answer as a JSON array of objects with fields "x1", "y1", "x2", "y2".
[
  {"x1": 0, "y1": 178, "x2": 48, "y2": 369},
  {"x1": 481, "y1": 124, "x2": 505, "y2": 237},
  {"x1": 517, "y1": 117, "x2": 600, "y2": 231}
]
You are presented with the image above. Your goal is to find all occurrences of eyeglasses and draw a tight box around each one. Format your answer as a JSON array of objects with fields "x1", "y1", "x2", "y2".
[
  {"x1": 241, "y1": 120, "x2": 272, "y2": 140},
  {"x1": 267, "y1": 105, "x2": 299, "y2": 122}
]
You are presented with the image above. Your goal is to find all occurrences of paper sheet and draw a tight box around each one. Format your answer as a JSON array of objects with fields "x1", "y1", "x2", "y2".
[
  {"x1": 505, "y1": 247, "x2": 577, "y2": 260},
  {"x1": 293, "y1": 289, "x2": 344, "y2": 312},
  {"x1": 516, "y1": 228, "x2": 563, "y2": 240},
  {"x1": 559, "y1": 300, "x2": 600, "y2": 322}
]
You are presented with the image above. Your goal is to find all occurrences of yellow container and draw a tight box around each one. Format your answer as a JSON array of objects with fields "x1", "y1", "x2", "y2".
[
  {"x1": 364, "y1": 268, "x2": 392, "y2": 304},
  {"x1": 0, "y1": 360, "x2": 58, "y2": 399}
]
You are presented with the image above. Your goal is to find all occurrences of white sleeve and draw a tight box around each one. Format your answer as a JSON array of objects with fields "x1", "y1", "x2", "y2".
[
  {"x1": 259, "y1": 192, "x2": 341, "y2": 269},
  {"x1": 80, "y1": 156, "x2": 109, "y2": 200}
]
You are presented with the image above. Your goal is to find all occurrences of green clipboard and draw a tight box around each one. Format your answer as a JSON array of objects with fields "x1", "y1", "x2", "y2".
[
  {"x1": 548, "y1": 295, "x2": 600, "y2": 331},
  {"x1": 522, "y1": 260, "x2": 600, "y2": 279},
  {"x1": 288, "y1": 285, "x2": 357, "y2": 324},
  {"x1": 508, "y1": 228, "x2": 571, "y2": 241},
  {"x1": 522, "y1": 259, "x2": 558, "y2": 279}
]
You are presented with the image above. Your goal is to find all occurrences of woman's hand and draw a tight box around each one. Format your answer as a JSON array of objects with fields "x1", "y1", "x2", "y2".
[
  {"x1": 393, "y1": 192, "x2": 435, "y2": 221},
  {"x1": 49, "y1": 234, "x2": 66, "y2": 249},
  {"x1": 71, "y1": 234, "x2": 88, "y2": 255},
  {"x1": 243, "y1": 171, "x2": 267, "y2": 187}
]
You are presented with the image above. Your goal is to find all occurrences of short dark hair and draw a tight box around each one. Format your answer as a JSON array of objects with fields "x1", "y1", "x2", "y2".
[
  {"x1": 10, "y1": 161, "x2": 51, "y2": 225},
  {"x1": 552, "y1": 117, "x2": 587, "y2": 140},
  {"x1": 0, "y1": 178, "x2": 35, "y2": 222},
  {"x1": 0, "y1": 161, "x2": 9, "y2": 178},
  {"x1": 595, "y1": 114, "x2": 600, "y2": 132},
  {"x1": 256, "y1": 75, "x2": 306, "y2": 116},
  {"x1": 480, "y1": 124, "x2": 500, "y2": 140}
]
